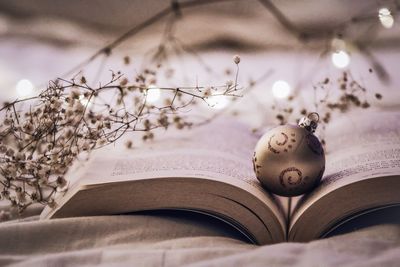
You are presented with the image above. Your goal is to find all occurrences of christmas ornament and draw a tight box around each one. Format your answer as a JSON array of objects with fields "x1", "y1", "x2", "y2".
[{"x1": 252, "y1": 113, "x2": 325, "y2": 197}]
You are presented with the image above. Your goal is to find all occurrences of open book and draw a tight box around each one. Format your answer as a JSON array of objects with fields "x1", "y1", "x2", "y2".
[{"x1": 40, "y1": 110, "x2": 400, "y2": 245}]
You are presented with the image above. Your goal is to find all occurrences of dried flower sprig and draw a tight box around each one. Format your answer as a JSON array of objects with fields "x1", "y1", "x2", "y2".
[
  {"x1": 272, "y1": 71, "x2": 383, "y2": 146},
  {"x1": 0, "y1": 59, "x2": 242, "y2": 217}
]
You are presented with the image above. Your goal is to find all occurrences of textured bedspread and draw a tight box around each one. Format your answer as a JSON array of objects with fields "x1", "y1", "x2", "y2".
[{"x1": 1, "y1": 212, "x2": 400, "y2": 267}]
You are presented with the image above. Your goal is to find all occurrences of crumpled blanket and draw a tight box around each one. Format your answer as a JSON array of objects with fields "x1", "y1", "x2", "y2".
[{"x1": 1, "y1": 212, "x2": 400, "y2": 267}]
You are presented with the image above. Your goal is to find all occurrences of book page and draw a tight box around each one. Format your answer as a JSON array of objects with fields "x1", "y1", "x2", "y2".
[
  {"x1": 66, "y1": 118, "x2": 285, "y2": 216},
  {"x1": 291, "y1": 110, "x2": 400, "y2": 222},
  {"x1": 78, "y1": 118, "x2": 260, "y2": 187}
]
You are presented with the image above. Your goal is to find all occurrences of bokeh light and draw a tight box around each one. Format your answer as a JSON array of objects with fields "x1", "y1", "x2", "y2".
[
  {"x1": 79, "y1": 94, "x2": 92, "y2": 107},
  {"x1": 272, "y1": 80, "x2": 291, "y2": 99},
  {"x1": 146, "y1": 86, "x2": 161, "y2": 103},
  {"x1": 379, "y1": 8, "x2": 394, "y2": 29},
  {"x1": 16, "y1": 79, "x2": 34, "y2": 97},
  {"x1": 331, "y1": 50, "x2": 350, "y2": 69},
  {"x1": 207, "y1": 95, "x2": 230, "y2": 109}
]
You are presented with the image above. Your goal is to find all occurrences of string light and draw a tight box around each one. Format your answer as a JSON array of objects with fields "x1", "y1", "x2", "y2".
[
  {"x1": 272, "y1": 80, "x2": 291, "y2": 99},
  {"x1": 146, "y1": 85, "x2": 161, "y2": 103},
  {"x1": 379, "y1": 7, "x2": 394, "y2": 29},
  {"x1": 16, "y1": 79, "x2": 34, "y2": 97},
  {"x1": 331, "y1": 50, "x2": 350, "y2": 69}
]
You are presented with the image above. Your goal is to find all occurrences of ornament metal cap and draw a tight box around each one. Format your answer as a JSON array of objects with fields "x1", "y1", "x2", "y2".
[{"x1": 298, "y1": 112, "x2": 319, "y2": 133}]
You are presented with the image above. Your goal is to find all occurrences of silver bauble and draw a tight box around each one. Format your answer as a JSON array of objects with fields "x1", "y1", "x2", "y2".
[{"x1": 252, "y1": 122, "x2": 325, "y2": 197}]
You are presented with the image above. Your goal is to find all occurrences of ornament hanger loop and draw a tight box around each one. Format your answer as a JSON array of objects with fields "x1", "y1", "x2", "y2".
[{"x1": 307, "y1": 112, "x2": 320, "y2": 123}]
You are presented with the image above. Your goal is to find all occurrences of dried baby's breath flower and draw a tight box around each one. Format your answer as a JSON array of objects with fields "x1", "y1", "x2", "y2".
[
  {"x1": 123, "y1": 56, "x2": 130, "y2": 65},
  {"x1": 203, "y1": 87, "x2": 212, "y2": 97},
  {"x1": 0, "y1": 60, "x2": 242, "y2": 216},
  {"x1": 233, "y1": 55, "x2": 241, "y2": 64},
  {"x1": 125, "y1": 140, "x2": 133, "y2": 149}
]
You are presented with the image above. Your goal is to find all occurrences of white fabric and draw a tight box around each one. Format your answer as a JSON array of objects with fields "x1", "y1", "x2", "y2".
[{"x1": 1, "y1": 214, "x2": 399, "y2": 267}]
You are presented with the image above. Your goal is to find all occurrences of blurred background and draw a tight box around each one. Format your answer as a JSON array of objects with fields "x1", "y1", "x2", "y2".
[{"x1": 0, "y1": 0, "x2": 399, "y2": 126}]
